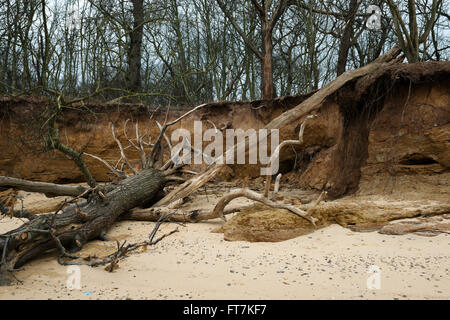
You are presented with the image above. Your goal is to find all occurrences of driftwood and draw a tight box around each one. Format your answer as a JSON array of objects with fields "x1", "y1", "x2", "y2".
[
  {"x1": 297, "y1": 199, "x2": 450, "y2": 229},
  {"x1": 379, "y1": 214, "x2": 450, "y2": 236},
  {"x1": 125, "y1": 189, "x2": 326, "y2": 227},
  {"x1": 212, "y1": 188, "x2": 318, "y2": 225}
]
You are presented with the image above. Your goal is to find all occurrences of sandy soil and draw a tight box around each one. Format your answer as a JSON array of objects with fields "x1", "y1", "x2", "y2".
[{"x1": 0, "y1": 189, "x2": 449, "y2": 300}]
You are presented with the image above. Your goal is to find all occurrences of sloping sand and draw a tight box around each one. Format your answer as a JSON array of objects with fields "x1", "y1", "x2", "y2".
[{"x1": 0, "y1": 203, "x2": 448, "y2": 300}]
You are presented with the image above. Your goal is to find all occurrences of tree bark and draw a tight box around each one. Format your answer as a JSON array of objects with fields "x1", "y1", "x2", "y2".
[
  {"x1": 123, "y1": 205, "x2": 254, "y2": 223},
  {"x1": 261, "y1": 27, "x2": 274, "y2": 99},
  {"x1": 126, "y1": 0, "x2": 144, "y2": 93},
  {"x1": 336, "y1": 0, "x2": 360, "y2": 76},
  {"x1": 0, "y1": 169, "x2": 165, "y2": 272}
]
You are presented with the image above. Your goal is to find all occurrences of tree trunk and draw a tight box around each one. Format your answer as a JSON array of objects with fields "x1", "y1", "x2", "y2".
[
  {"x1": 408, "y1": 0, "x2": 419, "y2": 63},
  {"x1": 126, "y1": 0, "x2": 144, "y2": 93},
  {"x1": 0, "y1": 169, "x2": 165, "y2": 272},
  {"x1": 261, "y1": 29, "x2": 274, "y2": 100},
  {"x1": 336, "y1": 0, "x2": 359, "y2": 76}
]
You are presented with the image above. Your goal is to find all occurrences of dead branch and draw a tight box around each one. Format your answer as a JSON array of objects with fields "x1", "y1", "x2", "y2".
[
  {"x1": 0, "y1": 201, "x2": 36, "y2": 221},
  {"x1": 212, "y1": 188, "x2": 318, "y2": 225},
  {"x1": 167, "y1": 198, "x2": 184, "y2": 209},
  {"x1": 155, "y1": 121, "x2": 173, "y2": 153},
  {"x1": 111, "y1": 123, "x2": 138, "y2": 175},
  {"x1": 84, "y1": 153, "x2": 128, "y2": 180},
  {"x1": 145, "y1": 103, "x2": 210, "y2": 169},
  {"x1": 161, "y1": 136, "x2": 212, "y2": 175},
  {"x1": 312, "y1": 191, "x2": 327, "y2": 208},
  {"x1": 165, "y1": 176, "x2": 186, "y2": 183},
  {"x1": 0, "y1": 176, "x2": 87, "y2": 197},
  {"x1": 155, "y1": 165, "x2": 225, "y2": 206},
  {"x1": 124, "y1": 119, "x2": 147, "y2": 168},
  {"x1": 263, "y1": 175, "x2": 272, "y2": 198},
  {"x1": 123, "y1": 205, "x2": 254, "y2": 223},
  {"x1": 273, "y1": 173, "x2": 282, "y2": 197},
  {"x1": 57, "y1": 214, "x2": 179, "y2": 271}
]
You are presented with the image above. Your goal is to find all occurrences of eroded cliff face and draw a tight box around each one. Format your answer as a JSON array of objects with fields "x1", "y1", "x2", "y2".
[
  {"x1": 284, "y1": 62, "x2": 450, "y2": 200},
  {"x1": 358, "y1": 80, "x2": 450, "y2": 199},
  {"x1": 0, "y1": 94, "x2": 308, "y2": 183},
  {"x1": 288, "y1": 79, "x2": 449, "y2": 197},
  {"x1": 0, "y1": 62, "x2": 449, "y2": 200}
]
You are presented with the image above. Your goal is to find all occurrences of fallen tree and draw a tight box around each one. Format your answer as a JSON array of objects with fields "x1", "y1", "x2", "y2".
[
  {"x1": 154, "y1": 46, "x2": 404, "y2": 207},
  {"x1": 0, "y1": 46, "x2": 409, "y2": 283},
  {"x1": 0, "y1": 102, "x2": 209, "y2": 283},
  {"x1": 0, "y1": 168, "x2": 164, "y2": 269}
]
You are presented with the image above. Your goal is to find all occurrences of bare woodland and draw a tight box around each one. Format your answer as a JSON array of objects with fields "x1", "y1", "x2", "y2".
[{"x1": 0, "y1": 0, "x2": 449, "y2": 285}]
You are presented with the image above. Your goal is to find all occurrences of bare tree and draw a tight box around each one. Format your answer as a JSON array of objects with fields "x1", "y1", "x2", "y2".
[
  {"x1": 385, "y1": 0, "x2": 440, "y2": 62},
  {"x1": 126, "y1": 0, "x2": 144, "y2": 93},
  {"x1": 216, "y1": 0, "x2": 294, "y2": 99}
]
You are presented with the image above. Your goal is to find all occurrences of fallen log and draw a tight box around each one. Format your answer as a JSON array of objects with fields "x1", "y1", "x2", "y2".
[{"x1": 0, "y1": 169, "x2": 165, "y2": 275}]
